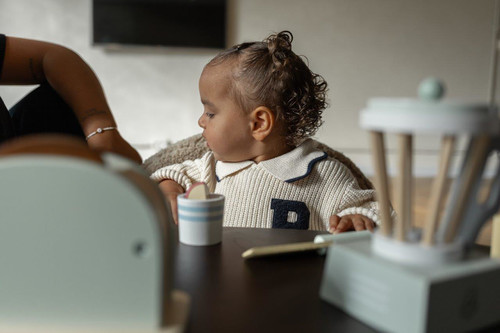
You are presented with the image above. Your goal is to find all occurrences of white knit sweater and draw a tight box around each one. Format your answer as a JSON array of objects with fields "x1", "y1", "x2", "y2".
[{"x1": 150, "y1": 139, "x2": 379, "y2": 231}]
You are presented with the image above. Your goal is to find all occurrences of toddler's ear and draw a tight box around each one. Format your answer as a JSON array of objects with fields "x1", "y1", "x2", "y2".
[{"x1": 250, "y1": 106, "x2": 275, "y2": 141}]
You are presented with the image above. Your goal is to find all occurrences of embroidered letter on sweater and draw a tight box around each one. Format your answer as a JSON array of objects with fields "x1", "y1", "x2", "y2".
[{"x1": 270, "y1": 199, "x2": 310, "y2": 230}]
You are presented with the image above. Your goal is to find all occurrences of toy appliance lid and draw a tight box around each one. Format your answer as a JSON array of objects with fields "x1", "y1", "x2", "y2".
[{"x1": 360, "y1": 97, "x2": 499, "y2": 134}]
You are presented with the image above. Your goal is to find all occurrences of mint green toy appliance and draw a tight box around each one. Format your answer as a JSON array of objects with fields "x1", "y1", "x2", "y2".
[{"x1": 320, "y1": 79, "x2": 500, "y2": 333}]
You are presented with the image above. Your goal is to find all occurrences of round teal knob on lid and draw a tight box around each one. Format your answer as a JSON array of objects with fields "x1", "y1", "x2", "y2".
[{"x1": 418, "y1": 77, "x2": 445, "y2": 101}]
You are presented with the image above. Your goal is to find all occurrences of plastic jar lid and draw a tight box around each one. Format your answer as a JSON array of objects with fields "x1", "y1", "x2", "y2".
[{"x1": 360, "y1": 98, "x2": 499, "y2": 134}]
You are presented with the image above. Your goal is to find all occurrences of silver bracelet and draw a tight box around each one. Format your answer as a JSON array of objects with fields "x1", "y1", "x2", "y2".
[{"x1": 85, "y1": 126, "x2": 117, "y2": 141}]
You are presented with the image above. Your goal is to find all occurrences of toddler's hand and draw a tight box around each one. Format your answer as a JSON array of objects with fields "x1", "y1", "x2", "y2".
[
  {"x1": 158, "y1": 180, "x2": 184, "y2": 224},
  {"x1": 329, "y1": 214, "x2": 375, "y2": 234}
]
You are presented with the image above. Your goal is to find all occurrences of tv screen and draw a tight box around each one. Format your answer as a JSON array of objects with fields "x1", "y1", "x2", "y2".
[{"x1": 92, "y1": 0, "x2": 226, "y2": 49}]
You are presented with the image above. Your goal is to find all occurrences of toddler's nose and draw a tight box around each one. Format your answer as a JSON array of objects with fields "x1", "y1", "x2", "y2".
[{"x1": 198, "y1": 115, "x2": 205, "y2": 129}]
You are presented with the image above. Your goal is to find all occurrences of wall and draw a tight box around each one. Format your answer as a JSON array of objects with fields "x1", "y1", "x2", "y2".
[{"x1": 0, "y1": 0, "x2": 496, "y2": 176}]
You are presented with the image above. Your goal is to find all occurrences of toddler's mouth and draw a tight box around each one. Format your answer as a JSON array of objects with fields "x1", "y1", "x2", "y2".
[{"x1": 202, "y1": 134, "x2": 210, "y2": 149}]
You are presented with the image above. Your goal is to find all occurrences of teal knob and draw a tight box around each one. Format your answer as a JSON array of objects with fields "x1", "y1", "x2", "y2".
[{"x1": 418, "y1": 77, "x2": 445, "y2": 101}]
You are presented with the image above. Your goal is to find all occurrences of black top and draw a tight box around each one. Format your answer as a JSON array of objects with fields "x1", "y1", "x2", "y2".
[
  {"x1": 0, "y1": 33, "x2": 5, "y2": 79},
  {"x1": 0, "y1": 34, "x2": 83, "y2": 141},
  {"x1": 0, "y1": 33, "x2": 15, "y2": 142}
]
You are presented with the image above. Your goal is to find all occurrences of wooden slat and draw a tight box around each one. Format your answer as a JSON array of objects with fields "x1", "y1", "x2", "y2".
[{"x1": 370, "y1": 131, "x2": 393, "y2": 236}]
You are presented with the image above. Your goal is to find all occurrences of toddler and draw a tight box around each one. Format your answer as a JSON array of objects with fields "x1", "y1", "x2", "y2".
[{"x1": 151, "y1": 31, "x2": 379, "y2": 233}]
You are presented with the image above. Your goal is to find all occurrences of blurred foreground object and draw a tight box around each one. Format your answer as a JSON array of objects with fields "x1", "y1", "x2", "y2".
[{"x1": 0, "y1": 134, "x2": 188, "y2": 332}]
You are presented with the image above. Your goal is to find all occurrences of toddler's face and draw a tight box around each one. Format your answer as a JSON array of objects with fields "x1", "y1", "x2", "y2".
[{"x1": 198, "y1": 63, "x2": 254, "y2": 162}]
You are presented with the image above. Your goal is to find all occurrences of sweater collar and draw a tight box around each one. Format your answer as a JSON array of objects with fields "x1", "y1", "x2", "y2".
[{"x1": 215, "y1": 139, "x2": 327, "y2": 183}]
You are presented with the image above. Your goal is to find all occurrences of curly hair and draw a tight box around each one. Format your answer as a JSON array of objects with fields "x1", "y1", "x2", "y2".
[{"x1": 206, "y1": 31, "x2": 328, "y2": 146}]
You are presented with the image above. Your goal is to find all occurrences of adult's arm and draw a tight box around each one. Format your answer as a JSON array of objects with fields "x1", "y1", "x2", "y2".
[{"x1": 0, "y1": 35, "x2": 141, "y2": 163}]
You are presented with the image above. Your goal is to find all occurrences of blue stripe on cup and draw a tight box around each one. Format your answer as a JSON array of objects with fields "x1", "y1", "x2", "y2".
[
  {"x1": 178, "y1": 213, "x2": 224, "y2": 222},
  {"x1": 177, "y1": 204, "x2": 223, "y2": 213}
]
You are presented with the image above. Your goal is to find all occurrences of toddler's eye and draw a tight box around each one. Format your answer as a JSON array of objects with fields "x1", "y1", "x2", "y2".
[{"x1": 205, "y1": 112, "x2": 215, "y2": 119}]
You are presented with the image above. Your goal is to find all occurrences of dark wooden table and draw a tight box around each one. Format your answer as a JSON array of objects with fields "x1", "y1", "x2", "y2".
[{"x1": 173, "y1": 227, "x2": 376, "y2": 333}]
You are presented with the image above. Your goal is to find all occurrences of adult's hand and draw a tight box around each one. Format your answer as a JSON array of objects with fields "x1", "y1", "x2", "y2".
[{"x1": 86, "y1": 129, "x2": 142, "y2": 163}]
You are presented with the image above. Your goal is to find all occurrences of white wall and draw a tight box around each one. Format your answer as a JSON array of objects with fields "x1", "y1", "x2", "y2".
[{"x1": 0, "y1": 0, "x2": 496, "y2": 176}]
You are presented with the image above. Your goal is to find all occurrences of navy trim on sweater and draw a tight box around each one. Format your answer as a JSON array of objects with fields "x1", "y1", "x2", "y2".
[{"x1": 285, "y1": 152, "x2": 327, "y2": 183}]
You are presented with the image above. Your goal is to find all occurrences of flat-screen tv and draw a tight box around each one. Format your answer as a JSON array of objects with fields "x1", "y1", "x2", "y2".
[{"x1": 92, "y1": 0, "x2": 226, "y2": 49}]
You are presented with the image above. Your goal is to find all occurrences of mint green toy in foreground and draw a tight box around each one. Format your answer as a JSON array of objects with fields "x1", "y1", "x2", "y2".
[{"x1": 0, "y1": 150, "x2": 189, "y2": 331}]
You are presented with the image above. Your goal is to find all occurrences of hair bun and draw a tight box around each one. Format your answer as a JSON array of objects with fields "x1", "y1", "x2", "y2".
[{"x1": 266, "y1": 31, "x2": 293, "y2": 65}]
